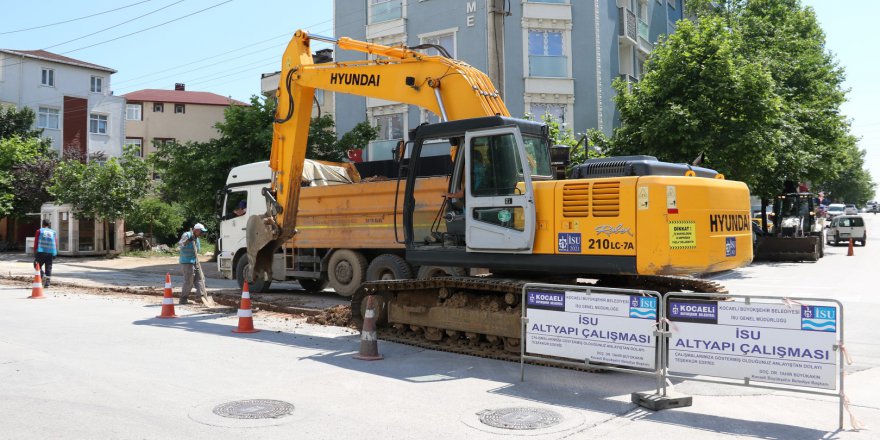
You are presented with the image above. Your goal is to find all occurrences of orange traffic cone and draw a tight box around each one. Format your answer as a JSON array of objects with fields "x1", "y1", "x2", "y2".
[
  {"x1": 847, "y1": 238, "x2": 854, "y2": 256},
  {"x1": 156, "y1": 273, "x2": 177, "y2": 318},
  {"x1": 28, "y1": 263, "x2": 46, "y2": 299},
  {"x1": 354, "y1": 295, "x2": 383, "y2": 361},
  {"x1": 232, "y1": 281, "x2": 259, "y2": 333}
]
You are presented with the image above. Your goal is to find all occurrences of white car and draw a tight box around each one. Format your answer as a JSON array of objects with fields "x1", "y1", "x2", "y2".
[
  {"x1": 826, "y1": 203, "x2": 845, "y2": 219},
  {"x1": 826, "y1": 215, "x2": 866, "y2": 246},
  {"x1": 844, "y1": 204, "x2": 858, "y2": 215}
]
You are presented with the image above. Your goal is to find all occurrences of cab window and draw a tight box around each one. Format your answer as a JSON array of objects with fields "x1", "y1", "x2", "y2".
[
  {"x1": 523, "y1": 135, "x2": 552, "y2": 177},
  {"x1": 471, "y1": 134, "x2": 523, "y2": 197},
  {"x1": 224, "y1": 191, "x2": 248, "y2": 219}
]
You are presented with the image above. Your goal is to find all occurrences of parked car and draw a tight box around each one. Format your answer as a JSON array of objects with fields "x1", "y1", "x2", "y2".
[
  {"x1": 844, "y1": 204, "x2": 858, "y2": 215},
  {"x1": 825, "y1": 215, "x2": 867, "y2": 246},
  {"x1": 826, "y1": 203, "x2": 845, "y2": 219}
]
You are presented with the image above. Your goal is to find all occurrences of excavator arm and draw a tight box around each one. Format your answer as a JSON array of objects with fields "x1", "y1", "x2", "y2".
[{"x1": 246, "y1": 30, "x2": 510, "y2": 283}]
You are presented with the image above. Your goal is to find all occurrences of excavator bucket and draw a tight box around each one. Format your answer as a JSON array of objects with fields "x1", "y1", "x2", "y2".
[
  {"x1": 754, "y1": 236, "x2": 821, "y2": 262},
  {"x1": 245, "y1": 214, "x2": 280, "y2": 283}
]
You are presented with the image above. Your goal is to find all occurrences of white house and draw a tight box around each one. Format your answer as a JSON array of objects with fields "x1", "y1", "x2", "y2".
[{"x1": 0, "y1": 49, "x2": 125, "y2": 158}]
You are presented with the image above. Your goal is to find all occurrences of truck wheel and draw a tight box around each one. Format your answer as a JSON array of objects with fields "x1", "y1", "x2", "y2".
[
  {"x1": 328, "y1": 250, "x2": 368, "y2": 297},
  {"x1": 297, "y1": 278, "x2": 329, "y2": 292},
  {"x1": 366, "y1": 254, "x2": 413, "y2": 282},
  {"x1": 235, "y1": 256, "x2": 272, "y2": 293},
  {"x1": 417, "y1": 266, "x2": 467, "y2": 279}
]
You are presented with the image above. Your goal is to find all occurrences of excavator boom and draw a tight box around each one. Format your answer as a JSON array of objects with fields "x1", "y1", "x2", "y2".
[{"x1": 246, "y1": 30, "x2": 510, "y2": 283}]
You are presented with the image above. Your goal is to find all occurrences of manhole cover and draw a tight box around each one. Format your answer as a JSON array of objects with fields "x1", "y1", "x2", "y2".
[
  {"x1": 477, "y1": 407, "x2": 563, "y2": 430},
  {"x1": 212, "y1": 399, "x2": 294, "y2": 420}
]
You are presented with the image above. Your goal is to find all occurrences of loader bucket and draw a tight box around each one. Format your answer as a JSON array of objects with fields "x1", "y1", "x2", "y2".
[
  {"x1": 245, "y1": 214, "x2": 280, "y2": 283},
  {"x1": 754, "y1": 236, "x2": 821, "y2": 262}
]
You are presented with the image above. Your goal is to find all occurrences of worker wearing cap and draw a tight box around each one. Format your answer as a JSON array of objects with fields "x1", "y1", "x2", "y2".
[{"x1": 178, "y1": 223, "x2": 207, "y2": 305}]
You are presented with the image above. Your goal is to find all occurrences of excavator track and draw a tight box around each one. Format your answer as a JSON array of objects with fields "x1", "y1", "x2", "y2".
[{"x1": 350, "y1": 275, "x2": 727, "y2": 369}]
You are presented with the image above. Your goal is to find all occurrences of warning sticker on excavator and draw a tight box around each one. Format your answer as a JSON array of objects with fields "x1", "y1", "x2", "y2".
[
  {"x1": 667, "y1": 186, "x2": 678, "y2": 214},
  {"x1": 669, "y1": 220, "x2": 696, "y2": 249},
  {"x1": 637, "y1": 186, "x2": 649, "y2": 210}
]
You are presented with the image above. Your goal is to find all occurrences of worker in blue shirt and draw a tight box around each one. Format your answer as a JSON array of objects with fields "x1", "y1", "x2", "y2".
[
  {"x1": 178, "y1": 223, "x2": 207, "y2": 304},
  {"x1": 33, "y1": 219, "x2": 58, "y2": 288}
]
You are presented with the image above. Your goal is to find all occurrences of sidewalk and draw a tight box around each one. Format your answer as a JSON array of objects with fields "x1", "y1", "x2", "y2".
[{"x1": 0, "y1": 252, "x2": 346, "y2": 311}]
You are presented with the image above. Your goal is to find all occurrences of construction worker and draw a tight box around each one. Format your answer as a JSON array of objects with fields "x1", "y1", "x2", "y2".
[
  {"x1": 33, "y1": 219, "x2": 58, "y2": 288},
  {"x1": 178, "y1": 223, "x2": 207, "y2": 305}
]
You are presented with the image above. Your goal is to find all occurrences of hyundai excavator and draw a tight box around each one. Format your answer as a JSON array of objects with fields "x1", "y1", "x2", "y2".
[{"x1": 247, "y1": 30, "x2": 753, "y2": 356}]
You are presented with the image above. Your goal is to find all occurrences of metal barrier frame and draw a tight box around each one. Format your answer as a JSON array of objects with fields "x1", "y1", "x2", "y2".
[
  {"x1": 661, "y1": 293, "x2": 845, "y2": 430},
  {"x1": 520, "y1": 283, "x2": 664, "y2": 395}
]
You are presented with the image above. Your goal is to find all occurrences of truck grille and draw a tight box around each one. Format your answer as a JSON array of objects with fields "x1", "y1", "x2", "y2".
[
  {"x1": 562, "y1": 182, "x2": 591, "y2": 217},
  {"x1": 592, "y1": 181, "x2": 620, "y2": 217}
]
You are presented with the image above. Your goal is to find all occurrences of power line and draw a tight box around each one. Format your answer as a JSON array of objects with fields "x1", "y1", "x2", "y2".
[
  {"x1": 44, "y1": 0, "x2": 186, "y2": 51},
  {"x1": 61, "y1": 0, "x2": 235, "y2": 55},
  {"x1": 0, "y1": 0, "x2": 153, "y2": 35}
]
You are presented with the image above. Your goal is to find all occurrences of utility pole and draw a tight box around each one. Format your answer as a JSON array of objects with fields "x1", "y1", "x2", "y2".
[{"x1": 487, "y1": 0, "x2": 506, "y2": 100}]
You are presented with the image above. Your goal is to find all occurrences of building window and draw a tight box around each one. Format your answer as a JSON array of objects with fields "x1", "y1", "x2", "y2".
[
  {"x1": 530, "y1": 103, "x2": 565, "y2": 124},
  {"x1": 174, "y1": 104, "x2": 185, "y2": 114},
  {"x1": 126, "y1": 104, "x2": 142, "y2": 120},
  {"x1": 375, "y1": 113, "x2": 404, "y2": 141},
  {"x1": 37, "y1": 107, "x2": 60, "y2": 129},
  {"x1": 153, "y1": 103, "x2": 164, "y2": 113},
  {"x1": 124, "y1": 138, "x2": 143, "y2": 157},
  {"x1": 90, "y1": 76, "x2": 103, "y2": 93},
  {"x1": 41, "y1": 68, "x2": 55, "y2": 86},
  {"x1": 528, "y1": 30, "x2": 567, "y2": 77},
  {"x1": 369, "y1": 0, "x2": 402, "y2": 24},
  {"x1": 419, "y1": 32, "x2": 456, "y2": 57},
  {"x1": 153, "y1": 138, "x2": 175, "y2": 148},
  {"x1": 314, "y1": 90, "x2": 325, "y2": 106},
  {"x1": 89, "y1": 113, "x2": 108, "y2": 134}
]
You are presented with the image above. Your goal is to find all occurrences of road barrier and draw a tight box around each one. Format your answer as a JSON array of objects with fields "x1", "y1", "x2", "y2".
[{"x1": 520, "y1": 283, "x2": 856, "y2": 429}]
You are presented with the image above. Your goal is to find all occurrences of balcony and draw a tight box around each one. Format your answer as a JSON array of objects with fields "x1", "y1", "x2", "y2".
[
  {"x1": 618, "y1": 7, "x2": 637, "y2": 46},
  {"x1": 529, "y1": 55, "x2": 568, "y2": 78}
]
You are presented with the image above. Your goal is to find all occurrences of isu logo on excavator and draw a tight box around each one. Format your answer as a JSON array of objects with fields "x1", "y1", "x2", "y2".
[{"x1": 329, "y1": 73, "x2": 381, "y2": 86}]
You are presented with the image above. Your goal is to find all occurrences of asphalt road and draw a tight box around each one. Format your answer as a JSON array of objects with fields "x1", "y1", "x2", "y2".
[{"x1": 1, "y1": 215, "x2": 878, "y2": 439}]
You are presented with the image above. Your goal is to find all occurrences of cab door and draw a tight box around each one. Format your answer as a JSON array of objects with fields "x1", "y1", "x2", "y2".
[{"x1": 464, "y1": 127, "x2": 536, "y2": 252}]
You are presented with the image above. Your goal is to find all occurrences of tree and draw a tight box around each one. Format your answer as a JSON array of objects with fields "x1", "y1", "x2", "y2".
[
  {"x1": 604, "y1": 15, "x2": 782, "y2": 194},
  {"x1": 126, "y1": 196, "x2": 185, "y2": 244},
  {"x1": 602, "y1": 0, "x2": 870, "y2": 202},
  {"x1": 0, "y1": 136, "x2": 56, "y2": 218},
  {"x1": 49, "y1": 146, "x2": 150, "y2": 220},
  {"x1": 0, "y1": 106, "x2": 44, "y2": 140},
  {"x1": 335, "y1": 119, "x2": 379, "y2": 159}
]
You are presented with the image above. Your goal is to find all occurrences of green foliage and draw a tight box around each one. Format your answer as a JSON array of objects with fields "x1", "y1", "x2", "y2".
[
  {"x1": 605, "y1": 0, "x2": 871, "y2": 201},
  {"x1": 0, "y1": 106, "x2": 44, "y2": 139},
  {"x1": 49, "y1": 146, "x2": 150, "y2": 220},
  {"x1": 125, "y1": 196, "x2": 186, "y2": 244},
  {"x1": 0, "y1": 136, "x2": 56, "y2": 217},
  {"x1": 336, "y1": 120, "x2": 379, "y2": 157}
]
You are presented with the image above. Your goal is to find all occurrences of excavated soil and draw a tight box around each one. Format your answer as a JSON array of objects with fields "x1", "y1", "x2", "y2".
[{"x1": 306, "y1": 305, "x2": 354, "y2": 327}]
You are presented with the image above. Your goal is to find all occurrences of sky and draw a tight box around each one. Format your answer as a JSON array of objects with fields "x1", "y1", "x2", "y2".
[
  {"x1": 0, "y1": 0, "x2": 335, "y2": 101},
  {"x1": 1, "y1": 1, "x2": 877, "y2": 193}
]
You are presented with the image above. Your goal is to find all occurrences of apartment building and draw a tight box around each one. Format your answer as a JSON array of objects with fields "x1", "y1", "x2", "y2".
[
  {"x1": 333, "y1": 0, "x2": 683, "y2": 159},
  {"x1": 122, "y1": 84, "x2": 247, "y2": 156},
  {"x1": 0, "y1": 49, "x2": 125, "y2": 158}
]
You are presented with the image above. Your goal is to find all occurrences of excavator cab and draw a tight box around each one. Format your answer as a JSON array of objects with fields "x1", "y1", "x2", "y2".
[{"x1": 402, "y1": 116, "x2": 550, "y2": 264}]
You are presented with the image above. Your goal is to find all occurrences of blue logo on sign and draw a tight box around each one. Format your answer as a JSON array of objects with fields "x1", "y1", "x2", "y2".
[
  {"x1": 526, "y1": 291, "x2": 565, "y2": 310},
  {"x1": 801, "y1": 306, "x2": 836, "y2": 332},
  {"x1": 725, "y1": 237, "x2": 737, "y2": 257},
  {"x1": 629, "y1": 296, "x2": 657, "y2": 319},
  {"x1": 558, "y1": 233, "x2": 581, "y2": 253}
]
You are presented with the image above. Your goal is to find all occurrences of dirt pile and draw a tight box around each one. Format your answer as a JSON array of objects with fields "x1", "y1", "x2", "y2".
[{"x1": 306, "y1": 305, "x2": 353, "y2": 327}]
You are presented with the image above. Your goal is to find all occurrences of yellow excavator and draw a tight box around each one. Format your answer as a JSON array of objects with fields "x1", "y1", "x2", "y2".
[{"x1": 247, "y1": 30, "x2": 753, "y2": 354}]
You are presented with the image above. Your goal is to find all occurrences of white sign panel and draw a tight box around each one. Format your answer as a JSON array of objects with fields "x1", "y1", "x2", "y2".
[
  {"x1": 668, "y1": 299, "x2": 838, "y2": 390},
  {"x1": 525, "y1": 290, "x2": 658, "y2": 369}
]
